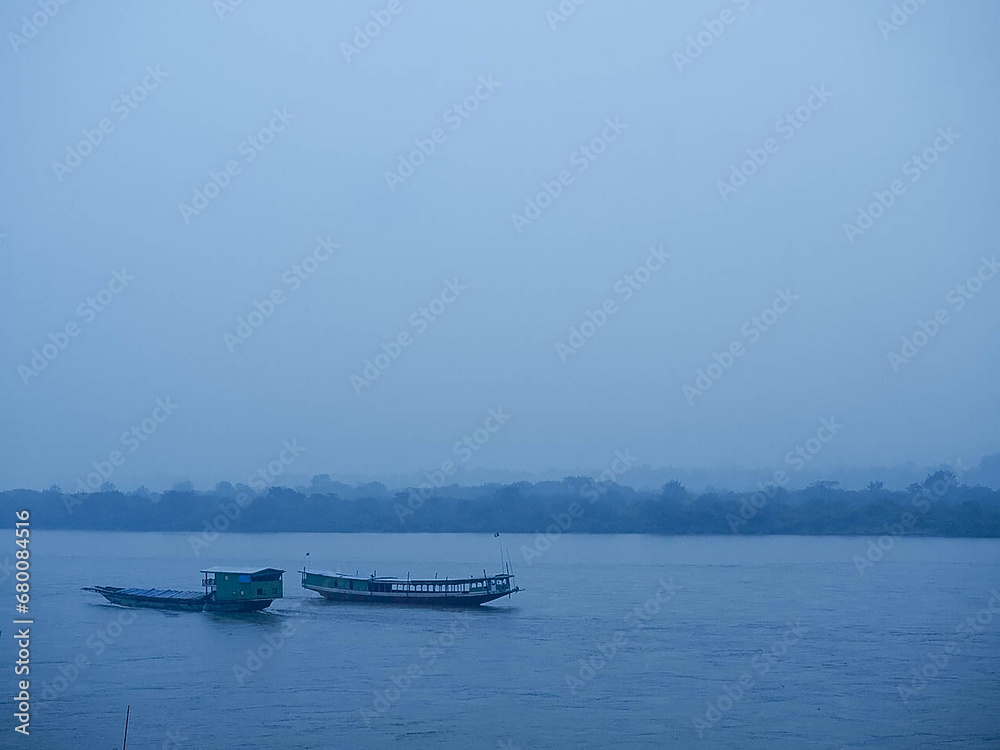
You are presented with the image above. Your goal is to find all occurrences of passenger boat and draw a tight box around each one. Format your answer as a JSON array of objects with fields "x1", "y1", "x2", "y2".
[
  {"x1": 300, "y1": 565, "x2": 520, "y2": 607},
  {"x1": 83, "y1": 567, "x2": 284, "y2": 613}
]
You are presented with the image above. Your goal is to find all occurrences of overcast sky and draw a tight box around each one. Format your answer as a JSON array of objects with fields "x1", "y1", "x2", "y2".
[{"x1": 1, "y1": 0, "x2": 997, "y2": 490}]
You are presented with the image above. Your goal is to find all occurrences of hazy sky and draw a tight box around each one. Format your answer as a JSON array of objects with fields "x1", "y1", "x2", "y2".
[{"x1": 2, "y1": 0, "x2": 998, "y2": 490}]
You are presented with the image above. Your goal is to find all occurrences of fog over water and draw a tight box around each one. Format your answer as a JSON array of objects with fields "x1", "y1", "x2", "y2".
[{"x1": 2, "y1": 1, "x2": 998, "y2": 491}]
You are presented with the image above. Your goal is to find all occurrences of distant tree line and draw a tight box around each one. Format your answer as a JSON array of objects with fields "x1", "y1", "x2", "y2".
[{"x1": 2, "y1": 470, "x2": 999, "y2": 537}]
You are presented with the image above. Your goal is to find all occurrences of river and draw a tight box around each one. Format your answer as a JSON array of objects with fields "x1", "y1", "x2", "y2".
[{"x1": 9, "y1": 531, "x2": 1000, "y2": 748}]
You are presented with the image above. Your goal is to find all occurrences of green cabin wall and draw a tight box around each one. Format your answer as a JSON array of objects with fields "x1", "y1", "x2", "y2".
[{"x1": 214, "y1": 572, "x2": 283, "y2": 601}]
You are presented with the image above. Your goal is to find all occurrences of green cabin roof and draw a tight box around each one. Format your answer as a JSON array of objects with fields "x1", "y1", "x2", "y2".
[{"x1": 200, "y1": 567, "x2": 285, "y2": 576}]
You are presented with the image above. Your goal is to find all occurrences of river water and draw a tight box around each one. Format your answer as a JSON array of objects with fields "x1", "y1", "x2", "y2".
[{"x1": 8, "y1": 531, "x2": 1000, "y2": 748}]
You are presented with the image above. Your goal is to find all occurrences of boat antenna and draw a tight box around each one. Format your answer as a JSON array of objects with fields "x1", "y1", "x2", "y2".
[
  {"x1": 122, "y1": 705, "x2": 130, "y2": 750},
  {"x1": 496, "y1": 531, "x2": 504, "y2": 573},
  {"x1": 304, "y1": 552, "x2": 309, "y2": 573}
]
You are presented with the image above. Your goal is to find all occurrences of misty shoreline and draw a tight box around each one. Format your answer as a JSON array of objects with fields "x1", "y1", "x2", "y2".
[{"x1": 3, "y1": 470, "x2": 998, "y2": 538}]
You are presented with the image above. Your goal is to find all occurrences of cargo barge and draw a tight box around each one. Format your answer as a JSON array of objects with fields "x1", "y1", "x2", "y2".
[
  {"x1": 301, "y1": 567, "x2": 519, "y2": 607},
  {"x1": 84, "y1": 567, "x2": 284, "y2": 613}
]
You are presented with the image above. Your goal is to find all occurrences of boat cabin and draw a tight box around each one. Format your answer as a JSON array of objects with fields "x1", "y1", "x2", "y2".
[
  {"x1": 201, "y1": 567, "x2": 284, "y2": 603},
  {"x1": 308, "y1": 573, "x2": 513, "y2": 595}
]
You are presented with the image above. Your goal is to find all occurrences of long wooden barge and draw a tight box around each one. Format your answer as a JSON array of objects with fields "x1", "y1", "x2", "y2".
[{"x1": 301, "y1": 568, "x2": 520, "y2": 607}]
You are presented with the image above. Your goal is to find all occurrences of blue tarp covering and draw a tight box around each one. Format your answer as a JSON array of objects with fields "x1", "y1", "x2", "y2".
[{"x1": 119, "y1": 588, "x2": 205, "y2": 600}]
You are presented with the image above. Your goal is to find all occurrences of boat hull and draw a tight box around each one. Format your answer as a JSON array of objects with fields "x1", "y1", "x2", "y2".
[
  {"x1": 84, "y1": 586, "x2": 208, "y2": 612},
  {"x1": 84, "y1": 586, "x2": 276, "y2": 613},
  {"x1": 301, "y1": 571, "x2": 519, "y2": 607},
  {"x1": 204, "y1": 598, "x2": 275, "y2": 613},
  {"x1": 306, "y1": 584, "x2": 515, "y2": 607}
]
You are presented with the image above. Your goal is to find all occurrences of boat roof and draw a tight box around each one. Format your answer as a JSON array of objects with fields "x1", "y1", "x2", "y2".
[
  {"x1": 306, "y1": 569, "x2": 512, "y2": 582},
  {"x1": 200, "y1": 567, "x2": 285, "y2": 575}
]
